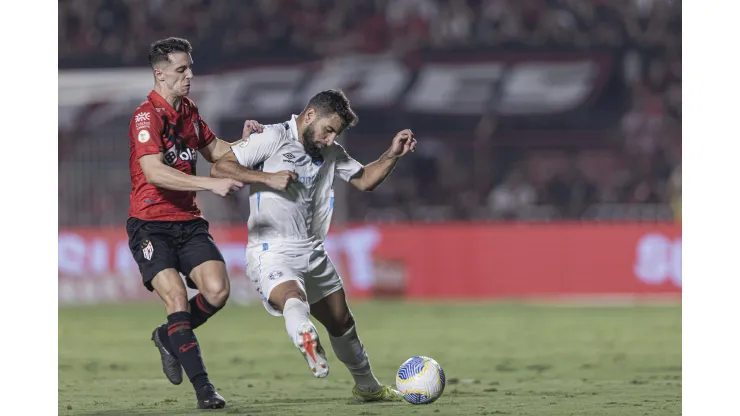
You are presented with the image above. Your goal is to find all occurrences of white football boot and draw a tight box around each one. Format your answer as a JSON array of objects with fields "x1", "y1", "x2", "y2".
[{"x1": 295, "y1": 322, "x2": 329, "y2": 378}]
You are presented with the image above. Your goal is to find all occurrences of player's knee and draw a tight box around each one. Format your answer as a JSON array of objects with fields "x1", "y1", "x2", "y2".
[
  {"x1": 269, "y1": 281, "x2": 306, "y2": 311},
  {"x1": 152, "y1": 270, "x2": 190, "y2": 313},
  {"x1": 201, "y1": 279, "x2": 230, "y2": 308},
  {"x1": 161, "y1": 289, "x2": 189, "y2": 314},
  {"x1": 327, "y1": 310, "x2": 355, "y2": 337},
  {"x1": 282, "y1": 289, "x2": 306, "y2": 305}
]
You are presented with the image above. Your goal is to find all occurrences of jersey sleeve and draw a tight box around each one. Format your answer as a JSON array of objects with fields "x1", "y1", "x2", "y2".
[
  {"x1": 333, "y1": 142, "x2": 364, "y2": 182},
  {"x1": 194, "y1": 112, "x2": 217, "y2": 149},
  {"x1": 129, "y1": 108, "x2": 164, "y2": 159},
  {"x1": 230, "y1": 127, "x2": 283, "y2": 169}
]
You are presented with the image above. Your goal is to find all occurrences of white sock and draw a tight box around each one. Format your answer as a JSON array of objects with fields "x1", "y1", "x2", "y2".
[
  {"x1": 283, "y1": 298, "x2": 312, "y2": 346},
  {"x1": 329, "y1": 325, "x2": 380, "y2": 391}
]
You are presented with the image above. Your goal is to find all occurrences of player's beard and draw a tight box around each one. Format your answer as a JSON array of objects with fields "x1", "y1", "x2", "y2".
[{"x1": 302, "y1": 122, "x2": 320, "y2": 150}]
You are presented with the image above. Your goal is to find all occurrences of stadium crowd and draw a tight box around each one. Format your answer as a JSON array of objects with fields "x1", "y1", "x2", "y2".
[
  {"x1": 58, "y1": 0, "x2": 681, "y2": 225},
  {"x1": 60, "y1": 0, "x2": 680, "y2": 67}
]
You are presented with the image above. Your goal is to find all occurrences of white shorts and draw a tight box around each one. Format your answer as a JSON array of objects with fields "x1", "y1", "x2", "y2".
[{"x1": 246, "y1": 239, "x2": 344, "y2": 316}]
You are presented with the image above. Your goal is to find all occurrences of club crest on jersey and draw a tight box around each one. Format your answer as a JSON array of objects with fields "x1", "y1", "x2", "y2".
[
  {"x1": 308, "y1": 149, "x2": 324, "y2": 166},
  {"x1": 142, "y1": 240, "x2": 154, "y2": 261},
  {"x1": 268, "y1": 271, "x2": 283, "y2": 280}
]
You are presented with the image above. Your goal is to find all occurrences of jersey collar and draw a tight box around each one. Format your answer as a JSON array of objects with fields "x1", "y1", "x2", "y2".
[
  {"x1": 287, "y1": 114, "x2": 300, "y2": 142},
  {"x1": 148, "y1": 90, "x2": 181, "y2": 119}
]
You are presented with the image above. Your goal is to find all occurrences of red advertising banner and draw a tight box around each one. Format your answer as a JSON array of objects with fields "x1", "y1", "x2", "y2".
[{"x1": 58, "y1": 223, "x2": 681, "y2": 305}]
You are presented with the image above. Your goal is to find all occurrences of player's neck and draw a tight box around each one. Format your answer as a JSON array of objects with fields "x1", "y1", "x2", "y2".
[
  {"x1": 154, "y1": 86, "x2": 183, "y2": 111},
  {"x1": 295, "y1": 113, "x2": 307, "y2": 146}
]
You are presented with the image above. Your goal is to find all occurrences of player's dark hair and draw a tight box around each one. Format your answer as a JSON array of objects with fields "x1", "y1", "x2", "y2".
[
  {"x1": 307, "y1": 89, "x2": 359, "y2": 129},
  {"x1": 148, "y1": 37, "x2": 193, "y2": 68}
]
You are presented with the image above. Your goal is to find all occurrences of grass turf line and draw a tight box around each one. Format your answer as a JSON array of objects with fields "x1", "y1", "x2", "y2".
[{"x1": 59, "y1": 301, "x2": 681, "y2": 415}]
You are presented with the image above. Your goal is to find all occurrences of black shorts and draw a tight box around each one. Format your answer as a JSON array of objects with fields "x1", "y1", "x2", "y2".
[{"x1": 126, "y1": 217, "x2": 224, "y2": 292}]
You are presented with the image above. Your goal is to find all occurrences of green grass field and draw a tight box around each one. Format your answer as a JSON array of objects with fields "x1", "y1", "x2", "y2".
[{"x1": 59, "y1": 300, "x2": 681, "y2": 415}]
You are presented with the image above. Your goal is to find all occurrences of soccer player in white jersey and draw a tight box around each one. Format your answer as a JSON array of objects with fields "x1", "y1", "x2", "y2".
[{"x1": 211, "y1": 90, "x2": 416, "y2": 402}]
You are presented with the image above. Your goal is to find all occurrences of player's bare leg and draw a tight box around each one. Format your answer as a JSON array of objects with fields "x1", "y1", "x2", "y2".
[
  {"x1": 310, "y1": 289, "x2": 401, "y2": 402},
  {"x1": 151, "y1": 269, "x2": 225, "y2": 409},
  {"x1": 188, "y1": 260, "x2": 231, "y2": 327},
  {"x1": 269, "y1": 281, "x2": 329, "y2": 378}
]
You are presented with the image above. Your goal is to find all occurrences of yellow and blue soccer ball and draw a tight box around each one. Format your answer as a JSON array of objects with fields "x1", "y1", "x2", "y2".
[{"x1": 395, "y1": 356, "x2": 446, "y2": 404}]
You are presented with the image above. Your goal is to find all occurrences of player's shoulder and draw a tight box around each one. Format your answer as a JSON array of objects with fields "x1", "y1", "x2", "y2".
[
  {"x1": 254, "y1": 122, "x2": 291, "y2": 142},
  {"x1": 132, "y1": 99, "x2": 154, "y2": 116},
  {"x1": 326, "y1": 140, "x2": 350, "y2": 158},
  {"x1": 232, "y1": 122, "x2": 289, "y2": 151},
  {"x1": 130, "y1": 100, "x2": 162, "y2": 124}
]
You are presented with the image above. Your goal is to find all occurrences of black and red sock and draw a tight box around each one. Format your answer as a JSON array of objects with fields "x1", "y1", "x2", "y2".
[
  {"x1": 157, "y1": 294, "x2": 223, "y2": 355},
  {"x1": 189, "y1": 293, "x2": 223, "y2": 330},
  {"x1": 166, "y1": 311, "x2": 210, "y2": 393}
]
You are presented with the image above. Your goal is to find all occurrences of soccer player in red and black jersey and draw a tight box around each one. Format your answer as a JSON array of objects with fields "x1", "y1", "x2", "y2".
[{"x1": 126, "y1": 37, "x2": 262, "y2": 409}]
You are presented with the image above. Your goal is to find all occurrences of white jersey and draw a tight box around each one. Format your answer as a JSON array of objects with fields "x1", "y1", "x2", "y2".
[{"x1": 231, "y1": 114, "x2": 363, "y2": 246}]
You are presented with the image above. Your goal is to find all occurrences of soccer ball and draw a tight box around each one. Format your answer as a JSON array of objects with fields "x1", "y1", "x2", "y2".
[{"x1": 395, "y1": 356, "x2": 446, "y2": 404}]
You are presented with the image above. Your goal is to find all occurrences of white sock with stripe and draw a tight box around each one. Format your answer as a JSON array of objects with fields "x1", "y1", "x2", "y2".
[{"x1": 283, "y1": 298, "x2": 313, "y2": 346}]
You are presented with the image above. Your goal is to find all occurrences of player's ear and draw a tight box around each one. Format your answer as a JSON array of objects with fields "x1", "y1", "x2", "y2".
[
  {"x1": 154, "y1": 67, "x2": 165, "y2": 82},
  {"x1": 305, "y1": 107, "x2": 316, "y2": 124}
]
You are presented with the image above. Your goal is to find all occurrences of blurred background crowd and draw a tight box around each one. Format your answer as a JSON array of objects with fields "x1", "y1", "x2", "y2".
[
  {"x1": 59, "y1": 0, "x2": 681, "y2": 225},
  {"x1": 60, "y1": 0, "x2": 681, "y2": 65}
]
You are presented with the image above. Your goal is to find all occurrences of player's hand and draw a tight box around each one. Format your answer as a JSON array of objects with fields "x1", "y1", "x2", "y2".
[
  {"x1": 242, "y1": 119, "x2": 264, "y2": 139},
  {"x1": 209, "y1": 178, "x2": 244, "y2": 197},
  {"x1": 387, "y1": 129, "x2": 417, "y2": 159},
  {"x1": 264, "y1": 170, "x2": 298, "y2": 191}
]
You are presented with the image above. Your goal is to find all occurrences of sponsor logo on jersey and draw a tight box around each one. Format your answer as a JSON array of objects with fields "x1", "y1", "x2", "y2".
[
  {"x1": 161, "y1": 117, "x2": 198, "y2": 174},
  {"x1": 282, "y1": 152, "x2": 297, "y2": 163},
  {"x1": 163, "y1": 146, "x2": 198, "y2": 166},
  {"x1": 134, "y1": 112, "x2": 151, "y2": 123},
  {"x1": 297, "y1": 172, "x2": 326, "y2": 185}
]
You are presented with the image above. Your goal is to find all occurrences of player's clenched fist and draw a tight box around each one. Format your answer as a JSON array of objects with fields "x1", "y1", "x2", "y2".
[
  {"x1": 387, "y1": 129, "x2": 417, "y2": 159},
  {"x1": 209, "y1": 178, "x2": 244, "y2": 196},
  {"x1": 242, "y1": 119, "x2": 265, "y2": 139},
  {"x1": 264, "y1": 170, "x2": 298, "y2": 191}
]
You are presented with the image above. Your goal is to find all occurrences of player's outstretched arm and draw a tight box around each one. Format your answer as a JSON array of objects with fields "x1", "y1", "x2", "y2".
[
  {"x1": 350, "y1": 129, "x2": 417, "y2": 192},
  {"x1": 210, "y1": 151, "x2": 297, "y2": 191},
  {"x1": 139, "y1": 153, "x2": 242, "y2": 197}
]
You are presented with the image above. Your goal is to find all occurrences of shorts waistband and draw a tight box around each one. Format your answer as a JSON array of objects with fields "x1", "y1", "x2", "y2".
[{"x1": 247, "y1": 238, "x2": 318, "y2": 251}]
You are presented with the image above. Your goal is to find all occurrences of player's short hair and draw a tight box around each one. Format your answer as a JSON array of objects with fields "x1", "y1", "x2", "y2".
[
  {"x1": 148, "y1": 37, "x2": 193, "y2": 68},
  {"x1": 307, "y1": 90, "x2": 359, "y2": 129}
]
